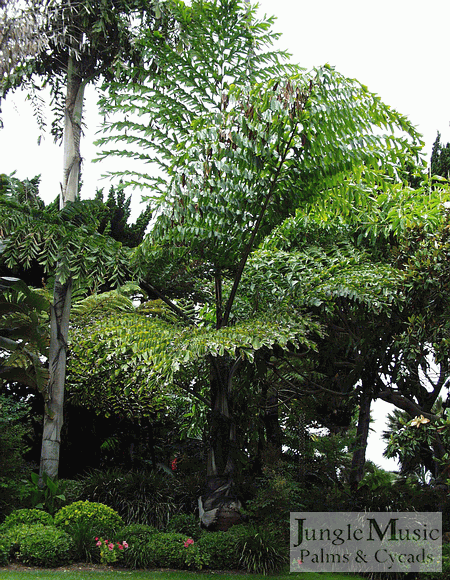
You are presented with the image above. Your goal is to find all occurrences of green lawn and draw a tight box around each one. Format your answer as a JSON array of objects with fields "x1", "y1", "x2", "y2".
[{"x1": 0, "y1": 566, "x2": 364, "y2": 580}]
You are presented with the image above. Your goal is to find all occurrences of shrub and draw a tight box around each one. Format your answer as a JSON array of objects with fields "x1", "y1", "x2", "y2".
[
  {"x1": 166, "y1": 513, "x2": 202, "y2": 541},
  {"x1": 78, "y1": 468, "x2": 186, "y2": 528},
  {"x1": 122, "y1": 532, "x2": 187, "y2": 569},
  {"x1": 114, "y1": 523, "x2": 157, "y2": 543},
  {"x1": 197, "y1": 530, "x2": 242, "y2": 570},
  {"x1": 116, "y1": 524, "x2": 158, "y2": 569},
  {"x1": 145, "y1": 532, "x2": 188, "y2": 568},
  {"x1": 234, "y1": 525, "x2": 287, "y2": 574},
  {"x1": 95, "y1": 537, "x2": 129, "y2": 565},
  {"x1": 245, "y1": 464, "x2": 302, "y2": 534},
  {"x1": 2, "y1": 508, "x2": 54, "y2": 529},
  {"x1": 5, "y1": 524, "x2": 73, "y2": 568},
  {"x1": 54, "y1": 501, "x2": 123, "y2": 538},
  {"x1": 0, "y1": 537, "x2": 9, "y2": 566},
  {"x1": 0, "y1": 395, "x2": 32, "y2": 521}
]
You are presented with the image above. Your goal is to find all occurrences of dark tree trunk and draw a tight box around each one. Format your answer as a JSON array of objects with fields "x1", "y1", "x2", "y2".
[
  {"x1": 199, "y1": 356, "x2": 244, "y2": 531},
  {"x1": 349, "y1": 376, "x2": 373, "y2": 492}
]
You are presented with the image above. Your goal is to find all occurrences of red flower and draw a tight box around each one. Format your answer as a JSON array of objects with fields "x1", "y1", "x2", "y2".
[{"x1": 171, "y1": 458, "x2": 178, "y2": 471}]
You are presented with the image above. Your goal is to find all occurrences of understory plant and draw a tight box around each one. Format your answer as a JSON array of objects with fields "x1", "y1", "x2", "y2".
[
  {"x1": 95, "y1": 537, "x2": 128, "y2": 565},
  {"x1": 4, "y1": 524, "x2": 73, "y2": 568},
  {"x1": 54, "y1": 500, "x2": 123, "y2": 538},
  {"x1": 19, "y1": 472, "x2": 67, "y2": 515},
  {"x1": 1, "y1": 508, "x2": 54, "y2": 529},
  {"x1": 166, "y1": 513, "x2": 202, "y2": 541},
  {"x1": 54, "y1": 500, "x2": 123, "y2": 562},
  {"x1": 78, "y1": 469, "x2": 186, "y2": 527}
]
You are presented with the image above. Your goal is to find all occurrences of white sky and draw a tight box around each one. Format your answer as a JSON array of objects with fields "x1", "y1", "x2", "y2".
[{"x1": 2, "y1": 0, "x2": 445, "y2": 470}]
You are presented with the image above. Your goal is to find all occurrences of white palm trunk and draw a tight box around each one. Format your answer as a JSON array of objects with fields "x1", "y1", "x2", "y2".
[{"x1": 40, "y1": 55, "x2": 85, "y2": 479}]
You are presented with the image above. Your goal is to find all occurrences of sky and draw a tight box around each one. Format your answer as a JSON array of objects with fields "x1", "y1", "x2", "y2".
[{"x1": 2, "y1": 0, "x2": 447, "y2": 470}]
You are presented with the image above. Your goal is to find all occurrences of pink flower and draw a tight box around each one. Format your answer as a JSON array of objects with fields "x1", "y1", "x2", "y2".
[
  {"x1": 118, "y1": 544, "x2": 124, "y2": 550},
  {"x1": 297, "y1": 559, "x2": 302, "y2": 565},
  {"x1": 96, "y1": 541, "x2": 102, "y2": 547},
  {"x1": 123, "y1": 542, "x2": 128, "y2": 549},
  {"x1": 108, "y1": 543, "x2": 114, "y2": 551},
  {"x1": 184, "y1": 538, "x2": 194, "y2": 547}
]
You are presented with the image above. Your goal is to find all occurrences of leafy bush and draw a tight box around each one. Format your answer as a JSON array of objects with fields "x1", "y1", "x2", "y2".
[
  {"x1": 167, "y1": 513, "x2": 202, "y2": 540},
  {"x1": 116, "y1": 524, "x2": 159, "y2": 569},
  {"x1": 0, "y1": 537, "x2": 9, "y2": 566},
  {"x1": 234, "y1": 525, "x2": 287, "y2": 574},
  {"x1": 78, "y1": 468, "x2": 187, "y2": 528},
  {"x1": 2, "y1": 508, "x2": 54, "y2": 529},
  {"x1": 5, "y1": 524, "x2": 73, "y2": 568},
  {"x1": 61, "y1": 479, "x2": 84, "y2": 504},
  {"x1": 54, "y1": 500, "x2": 123, "y2": 539},
  {"x1": 145, "y1": 532, "x2": 188, "y2": 568},
  {"x1": 115, "y1": 523, "x2": 158, "y2": 543},
  {"x1": 121, "y1": 532, "x2": 187, "y2": 569},
  {"x1": 197, "y1": 529, "x2": 243, "y2": 570},
  {"x1": 245, "y1": 464, "x2": 302, "y2": 534},
  {"x1": 0, "y1": 395, "x2": 32, "y2": 520}
]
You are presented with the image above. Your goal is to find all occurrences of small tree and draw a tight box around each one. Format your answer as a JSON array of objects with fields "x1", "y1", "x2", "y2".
[{"x1": 98, "y1": 0, "x2": 424, "y2": 527}]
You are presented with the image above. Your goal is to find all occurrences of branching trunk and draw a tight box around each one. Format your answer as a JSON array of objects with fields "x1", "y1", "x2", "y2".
[{"x1": 40, "y1": 55, "x2": 85, "y2": 480}]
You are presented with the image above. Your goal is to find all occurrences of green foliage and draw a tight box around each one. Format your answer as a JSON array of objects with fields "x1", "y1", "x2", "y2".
[
  {"x1": 0, "y1": 276, "x2": 49, "y2": 391},
  {"x1": 134, "y1": 532, "x2": 187, "y2": 569},
  {"x1": 0, "y1": 0, "x2": 169, "y2": 138},
  {"x1": 166, "y1": 513, "x2": 201, "y2": 541},
  {"x1": 431, "y1": 131, "x2": 450, "y2": 179},
  {"x1": 0, "y1": 395, "x2": 32, "y2": 519},
  {"x1": 234, "y1": 525, "x2": 287, "y2": 574},
  {"x1": 196, "y1": 530, "x2": 242, "y2": 570},
  {"x1": 5, "y1": 523, "x2": 73, "y2": 568},
  {"x1": 0, "y1": 174, "x2": 137, "y2": 294},
  {"x1": 95, "y1": 184, "x2": 152, "y2": 248},
  {"x1": 2, "y1": 509, "x2": 54, "y2": 530},
  {"x1": 115, "y1": 523, "x2": 158, "y2": 541},
  {"x1": 95, "y1": 537, "x2": 128, "y2": 565},
  {"x1": 67, "y1": 304, "x2": 320, "y2": 418},
  {"x1": 64, "y1": 517, "x2": 100, "y2": 563},
  {"x1": 77, "y1": 469, "x2": 186, "y2": 528},
  {"x1": 0, "y1": 536, "x2": 8, "y2": 566},
  {"x1": 20, "y1": 472, "x2": 67, "y2": 515},
  {"x1": 54, "y1": 501, "x2": 123, "y2": 539},
  {"x1": 385, "y1": 410, "x2": 450, "y2": 482},
  {"x1": 244, "y1": 465, "x2": 303, "y2": 532},
  {"x1": 424, "y1": 542, "x2": 450, "y2": 580},
  {"x1": 117, "y1": 524, "x2": 158, "y2": 569}
]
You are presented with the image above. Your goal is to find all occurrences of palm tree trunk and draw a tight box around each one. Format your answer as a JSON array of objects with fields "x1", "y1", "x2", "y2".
[{"x1": 40, "y1": 55, "x2": 85, "y2": 479}]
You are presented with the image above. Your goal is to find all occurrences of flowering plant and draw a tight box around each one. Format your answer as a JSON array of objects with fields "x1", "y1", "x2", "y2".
[
  {"x1": 182, "y1": 537, "x2": 210, "y2": 570},
  {"x1": 95, "y1": 537, "x2": 128, "y2": 564}
]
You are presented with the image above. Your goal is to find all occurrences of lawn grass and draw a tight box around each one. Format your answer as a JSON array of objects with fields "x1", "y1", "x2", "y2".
[{"x1": 0, "y1": 567, "x2": 364, "y2": 580}]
